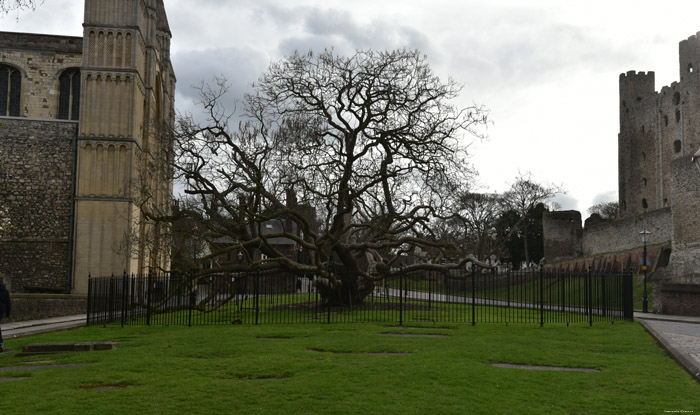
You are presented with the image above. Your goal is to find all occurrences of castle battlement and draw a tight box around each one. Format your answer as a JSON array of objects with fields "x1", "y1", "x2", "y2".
[
  {"x1": 680, "y1": 31, "x2": 700, "y2": 44},
  {"x1": 620, "y1": 70, "x2": 654, "y2": 78}
]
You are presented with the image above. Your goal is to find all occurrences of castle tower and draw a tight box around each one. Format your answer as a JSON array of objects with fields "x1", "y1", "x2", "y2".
[
  {"x1": 618, "y1": 70, "x2": 658, "y2": 217},
  {"x1": 72, "y1": 0, "x2": 175, "y2": 293}
]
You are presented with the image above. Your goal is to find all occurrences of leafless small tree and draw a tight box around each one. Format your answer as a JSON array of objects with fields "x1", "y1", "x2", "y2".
[{"x1": 588, "y1": 201, "x2": 619, "y2": 220}]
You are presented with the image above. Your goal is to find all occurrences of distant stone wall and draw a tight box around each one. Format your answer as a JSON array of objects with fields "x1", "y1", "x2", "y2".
[
  {"x1": 0, "y1": 118, "x2": 77, "y2": 292},
  {"x1": 581, "y1": 208, "x2": 672, "y2": 256},
  {"x1": 543, "y1": 210, "x2": 582, "y2": 260},
  {"x1": 4, "y1": 294, "x2": 87, "y2": 322},
  {"x1": 543, "y1": 207, "x2": 672, "y2": 262}
]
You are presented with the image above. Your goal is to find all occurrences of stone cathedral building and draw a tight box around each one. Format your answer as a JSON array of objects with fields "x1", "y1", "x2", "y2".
[
  {"x1": 0, "y1": 0, "x2": 175, "y2": 303},
  {"x1": 543, "y1": 32, "x2": 700, "y2": 315}
]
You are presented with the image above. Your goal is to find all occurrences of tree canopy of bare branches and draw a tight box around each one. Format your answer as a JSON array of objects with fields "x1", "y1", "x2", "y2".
[
  {"x1": 0, "y1": 0, "x2": 41, "y2": 14},
  {"x1": 168, "y1": 48, "x2": 489, "y2": 303},
  {"x1": 503, "y1": 173, "x2": 563, "y2": 266},
  {"x1": 588, "y1": 201, "x2": 619, "y2": 220}
]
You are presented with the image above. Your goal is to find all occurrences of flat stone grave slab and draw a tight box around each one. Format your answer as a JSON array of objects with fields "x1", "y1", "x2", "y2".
[
  {"x1": 491, "y1": 363, "x2": 600, "y2": 372},
  {"x1": 0, "y1": 377, "x2": 29, "y2": 383},
  {"x1": 17, "y1": 342, "x2": 117, "y2": 357},
  {"x1": 379, "y1": 333, "x2": 450, "y2": 338},
  {"x1": 0, "y1": 362, "x2": 94, "y2": 372}
]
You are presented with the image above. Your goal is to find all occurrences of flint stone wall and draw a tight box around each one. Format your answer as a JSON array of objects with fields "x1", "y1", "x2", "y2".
[
  {"x1": 4, "y1": 294, "x2": 87, "y2": 322},
  {"x1": 0, "y1": 118, "x2": 76, "y2": 292}
]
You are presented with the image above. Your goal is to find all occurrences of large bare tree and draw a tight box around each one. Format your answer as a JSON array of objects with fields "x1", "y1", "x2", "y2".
[{"x1": 167, "y1": 49, "x2": 490, "y2": 304}]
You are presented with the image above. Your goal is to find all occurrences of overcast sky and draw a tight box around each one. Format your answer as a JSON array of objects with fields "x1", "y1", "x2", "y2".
[{"x1": 5, "y1": 0, "x2": 700, "y2": 217}]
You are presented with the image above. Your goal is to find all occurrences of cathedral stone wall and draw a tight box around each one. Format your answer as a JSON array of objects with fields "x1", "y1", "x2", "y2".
[
  {"x1": 0, "y1": 118, "x2": 77, "y2": 292},
  {"x1": 0, "y1": 33, "x2": 82, "y2": 119}
]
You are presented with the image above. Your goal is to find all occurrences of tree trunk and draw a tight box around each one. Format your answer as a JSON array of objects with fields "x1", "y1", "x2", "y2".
[{"x1": 317, "y1": 267, "x2": 375, "y2": 307}]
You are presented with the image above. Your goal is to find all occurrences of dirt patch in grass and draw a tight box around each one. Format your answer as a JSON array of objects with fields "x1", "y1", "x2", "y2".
[
  {"x1": 0, "y1": 377, "x2": 29, "y2": 383},
  {"x1": 80, "y1": 383, "x2": 131, "y2": 391},
  {"x1": 379, "y1": 333, "x2": 450, "y2": 338},
  {"x1": 491, "y1": 363, "x2": 601, "y2": 372},
  {"x1": 237, "y1": 376, "x2": 290, "y2": 381},
  {"x1": 307, "y1": 348, "x2": 412, "y2": 356},
  {"x1": 20, "y1": 360, "x2": 55, "y2": 365},
  {"x1": 385, "y1": 325, "x2": 456, "y2": 330},
  {"x1": 0, "y1": 362, "x2": 95, "y2": 372}
]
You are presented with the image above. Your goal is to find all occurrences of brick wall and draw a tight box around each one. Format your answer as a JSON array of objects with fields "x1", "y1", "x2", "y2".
[{"x1": 655, "y1": 283, "x2": 700, "y2": 316}]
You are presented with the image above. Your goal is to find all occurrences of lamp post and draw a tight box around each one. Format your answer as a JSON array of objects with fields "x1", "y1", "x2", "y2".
[{"x1": 640, "y1": 229, "x2": 651, "y2": 313}]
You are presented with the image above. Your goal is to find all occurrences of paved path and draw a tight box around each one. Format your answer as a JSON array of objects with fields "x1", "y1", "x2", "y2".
[
  {"x1": 1, "y1": 315, "x2": 86, "y2": 340},
  {"x1": 635, "y1": 312, "x2": 700, "y2": 383}
]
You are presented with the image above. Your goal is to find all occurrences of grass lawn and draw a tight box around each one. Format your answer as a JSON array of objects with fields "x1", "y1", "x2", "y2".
[{"x1": 1, "y1": 321, "x2": 698, "y2": 414}]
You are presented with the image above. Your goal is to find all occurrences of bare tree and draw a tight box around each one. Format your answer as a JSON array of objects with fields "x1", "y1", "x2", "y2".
[
  {"x1": 167, "y1": 48, "x2": 490, "y2": 304},
  {"x1": 1, "y1": 0, "x2": 41, "y2": 14},
  {"x1": 503, "y1": 173, "x2": 563, "y2": 266},
  {"x1": 438, "y1": 192, "x2": 503, "y2": 261}
]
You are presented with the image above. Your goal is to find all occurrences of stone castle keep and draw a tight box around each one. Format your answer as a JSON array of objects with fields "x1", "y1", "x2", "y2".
[
  {"x1": 0, "y1": 0, "x2": 175, "y2": 300},
  {"x1": 544, "y1": 32, "x2": 700, "y2": 315}
]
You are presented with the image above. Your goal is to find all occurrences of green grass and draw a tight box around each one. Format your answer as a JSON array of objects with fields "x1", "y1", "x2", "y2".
[
  {"x1": 633, "y1": 274, "x2": 653, "y2": 312},
  {"x1": 1, "y1": 322, "x2": 698, "y2": 414}
]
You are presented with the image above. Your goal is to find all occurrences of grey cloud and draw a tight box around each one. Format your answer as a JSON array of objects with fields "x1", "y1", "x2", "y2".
[
  {"x1": 446, "y1": 10, "x2": 639, "y2": 97},
  {"x1": 255, "y1": 4, "x2": 436, "y2": 58},
  {"x1": 591, "y1": 190, "x2": 617, "y2": 205},
  {"x1": 550, "y1": 193, "x2": 579, "y2": 211},
  {"x1": 171, "y1": 46, "x2": 270, "y2": 124}
]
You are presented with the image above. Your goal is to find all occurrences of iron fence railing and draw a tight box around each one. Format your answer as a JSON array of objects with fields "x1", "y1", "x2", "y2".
[{"x1": 87, "y1": 267, "x2": 634, "y2": 327}]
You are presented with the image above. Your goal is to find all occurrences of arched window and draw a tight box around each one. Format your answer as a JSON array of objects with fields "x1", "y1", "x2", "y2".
[
  {"x1": 58, "y1": 68, "x2": 80, "y2": 120},
  {"x1": 0, "y1": 64, "x2": 21, "y2": 117}
]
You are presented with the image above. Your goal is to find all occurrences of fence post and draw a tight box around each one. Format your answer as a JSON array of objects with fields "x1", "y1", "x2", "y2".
[
  {"x1": 86, "y1": 273, "x2": 92, "y2": 326},
  {"x1": 560, "y1": 268, "x2": 565, "y2": 313},
  {"x1": 471, "y1": 267, "x2": 476, "y2": 326},
  {"x1": 188, "y1": 275, "x2": 194, "y2": 327},
  {"x1": 587, "y1": 266, "x2": 593, "y2": 326},
  {"x1": 146, "y1": 268, "x2": 152, "y2": 326},
  {"x1": 539, "y1": 264, "x2": 544, "y2": 327},
  {"x1": 601, "y1": 269, "x2": 607, "y2": 318},
  {"x1": 121, "y1": 270, "x2": 127, "y2": 328},
  {"x1": 399, "y1": 264, "x2": 404, "y2": 327},
  {"x1": 428, "y1": 271, "x2": 432, "y2": 310},
  {"x1": 254, "y1": 268, "x2": 260, "y2": 325},
  {"x1": 623, "y1": 268, "x2": 634, "y2": 321},
  {"x1": 326, "y1": 255, "x2": 332, "y2": 324}
]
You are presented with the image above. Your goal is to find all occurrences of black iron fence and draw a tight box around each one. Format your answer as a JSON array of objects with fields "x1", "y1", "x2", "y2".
[{"x1": 87, "y1": 266, "x2": 634, "y2": 327}]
